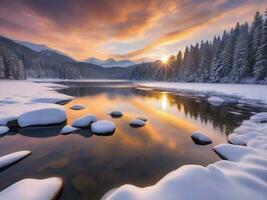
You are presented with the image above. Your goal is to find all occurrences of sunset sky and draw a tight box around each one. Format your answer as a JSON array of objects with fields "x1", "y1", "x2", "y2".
[{"x1": 0, "y1": 0, "x2": 266, "y2": 62}]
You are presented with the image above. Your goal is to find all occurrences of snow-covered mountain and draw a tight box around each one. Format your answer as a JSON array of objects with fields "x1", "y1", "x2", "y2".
[
  {"x1": 15, "y1": 40, "x2": 74, "y2": 60},
  {"x1": 86, "y1": 57, "x2": 135, "y2": 68}
]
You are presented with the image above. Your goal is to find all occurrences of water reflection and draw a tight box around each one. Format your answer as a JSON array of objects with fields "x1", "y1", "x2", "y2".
[{"x1": 0, "y1": 81, "x2": 263, "y2": 200}]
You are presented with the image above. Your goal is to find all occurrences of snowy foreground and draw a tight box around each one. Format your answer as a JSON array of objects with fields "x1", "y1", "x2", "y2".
[
  {"x1": 104, "y1": 112, "x2": 267, "y2": 200},
  {"x1": 137, "y1": 82, "x2": 267, "y2": 106},
  {"x1": 0, "y1": 81, "x2": 72, "y2": 127}
]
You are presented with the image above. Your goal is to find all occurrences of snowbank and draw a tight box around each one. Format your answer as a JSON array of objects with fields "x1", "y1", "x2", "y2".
[
  {"x1": 191, "y1": 132, "x2": 212, "y2": 145},
  {"x1": 72, "y1": 115, "x2": 97, "y2": 128},
  {"x1": 60, "y1": 125, "x2": 79, "y2": 134},
  {"x1": 137, "y1": 82, "x2": 267, "y2": 106},
  {"x1": 129, "y1": 119, "x2": 146, "y2": 127},
  {"x1": 228, "y1": 112, "x2": 267, "y2": 149},
  {"x1": 0, "y1": 126, "x2": 9, "y2": 135},
  {"x1": 0, "y1": 177, "x2": 63, "y2": 200},
  {"x1": 91, "y1": 120, "x2": 115, "y2": 135},
  {"x1": 0, "y1": 151, "x2": 31, "y2": 170},
  {"x1": 103, "y1": 112, "x2": 267, "y2": 200},
  {"x1": 0, "y1": 81, "x2": 72, "y2": 126}
]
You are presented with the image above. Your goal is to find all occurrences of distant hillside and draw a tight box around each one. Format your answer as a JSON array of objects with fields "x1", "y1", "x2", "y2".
[
  {"x1": 0, "y1": 35, "x2": 132, "y2": 80},
  {"x1": 86, "y1": 57, "x2": 135, "y2": 68}
]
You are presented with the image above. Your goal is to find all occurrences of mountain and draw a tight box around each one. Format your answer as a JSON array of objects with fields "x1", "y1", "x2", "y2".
[
  {"x1": 0, "y1": 35, "x2": 132, "y2": 80},
  {"x1": 86, "y1": 57, "x2": 135, "y2": 68},
  {"x1": 15, "y1": 40, "x2": 74, "y2": 60}
]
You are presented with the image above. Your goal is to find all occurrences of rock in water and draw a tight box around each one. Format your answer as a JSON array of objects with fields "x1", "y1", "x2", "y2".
[
  {"x1": 60, "y1": 125, "x2": 79, "y2": 135},
  {"x1": 109, "y1": 111, "x2": 123, "y2": 118},
  {"x1": 17, "y1": 107, "x2": 66, "y2": 128},
  {"x1": 137, "y1": 117, "x2": 147, "y2": 122},
  {"x1": 0, "y1": 177, "x2": 63, "y2": 200},
  {"x1": 0, "y1": 151, "x2": 31, "y2": 170},
  {"x1": 129, "y1": 119, "x2": 146, "y2": 127},
  {"x1": 191, "y1": 132, "x2": 212, "y2": 145},
  {"x1": 70, "y1": 105, "x2": 85, "y2": 110},
  {"x1": 72, "y1": 115, "x2": 97, "y2": 128},
  {"x1": 91, "y1": 120, "x2": 115, "y2": 135},
  {"x1": 207, "y1": 96, "x2": 224, "y2": 106},
  {"x1": 0, "y1": 126, "x2": 9, "y2": 135}
]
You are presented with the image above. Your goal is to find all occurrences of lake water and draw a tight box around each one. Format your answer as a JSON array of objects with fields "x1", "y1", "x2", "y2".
[{"x1": 0, "y1": 81, "x2": 259, "y2": 200}]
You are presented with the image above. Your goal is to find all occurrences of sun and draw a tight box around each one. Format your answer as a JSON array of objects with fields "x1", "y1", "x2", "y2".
[{"x1": 161, "y1": 55, "x2": 168, "y2": 64}]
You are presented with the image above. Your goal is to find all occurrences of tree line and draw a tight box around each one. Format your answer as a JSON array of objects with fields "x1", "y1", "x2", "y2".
[{"x1": 131, "y1": 10, "x2": 267, "y2": 84}]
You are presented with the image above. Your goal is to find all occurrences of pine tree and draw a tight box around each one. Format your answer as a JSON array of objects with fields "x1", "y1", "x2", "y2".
[
  {"x1": 197, "y1": 41, "x2": 212, "y2": 82},
  {"x1": 231, "y1": 23, "x2": 250, "y2": 82},
  {"x1": 253, "y1": 10, "x2": 267, "y2": 80}
]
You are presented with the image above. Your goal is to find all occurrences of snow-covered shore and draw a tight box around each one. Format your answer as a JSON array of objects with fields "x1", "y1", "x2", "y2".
[
  {"x1": 104, "y1": 112, "x2": 267, "y2": 200},
  {"x1": 136, "y1": 82, "x2": 267, "y2": 106},
  {"x1": 0, "y1": 80, "x2": 73, "y2": 127}
]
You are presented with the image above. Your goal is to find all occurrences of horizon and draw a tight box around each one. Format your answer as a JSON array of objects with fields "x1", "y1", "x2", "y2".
[{"x1": 0, "y1": 0, "x2": 266, "y2": 62}]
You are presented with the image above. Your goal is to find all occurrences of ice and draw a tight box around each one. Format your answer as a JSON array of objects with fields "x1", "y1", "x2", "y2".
[
  {"x1": 71, "y1": 115, "x2": 97, "y2": 128},
  {"x1": 0, "y1": 126, "x2": 9, "y2": 135},
  {"x1": 91, "y1": 120, "x2": 115, "y2": 135},
  {"x1": 0, "y1": 177, "x2": 63, "y2": 200},
  {"x1": 191, "y1": 132, "x2": 212, "y2": 145},
  {"x1": 0, "y1": 151, "x2": 31, "y2": 170},
  {"x1": 60, "y1": 125, "x2": 79, "y2": 134}
]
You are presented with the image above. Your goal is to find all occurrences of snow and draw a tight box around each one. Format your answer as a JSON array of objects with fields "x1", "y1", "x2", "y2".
[
  {"x1": 0, "y1": 81, "x2": 72, "y2": 126},
  {"x1": 129, "y1": 119, "x2": 146, "y2": 127},
  {"x1": 191, "y1": 132, "x2": 212, "y2": 145},
  {"x1": 110, "y1": 111, "x2": 123, "y2": 118},
  {"x1": 207, "y1": 96, "x2": 224, "y2": 105},
  {"x1": 136, "y1": 82, "x2": 267, "y2": 105},
  {"x1": 0, "y1": 177, "x2": 63, "y2": 200},
  {"x1": 60, "y1": 125, "x2": 79, "y2": 134},
  {"x1": 71, "y1": 115, "x2": 97, "y2": 127},
  {"x1": 70, "y1": 105, "x2": 85, "y2": 110},
  {"x1": 17, "y1": 105, "x2": 66, "y2": 127},
  {"x1": 0, "y1": 126, "x2": 9, "y2": 135},
  {"x1": 91, "y1": 120, "x2": 115, "y2": 135},
  {"x1": 103, "y1": 112, "x2": 267, "y2": 200},
  {"x1": 0, "y1": 151, "x2": 31, "y2": 170},
  {"x1": 228, "y1": 112, "x2": 267, "y2": 149}
]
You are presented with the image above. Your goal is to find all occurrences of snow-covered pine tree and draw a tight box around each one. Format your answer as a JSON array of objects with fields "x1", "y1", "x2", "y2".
[
  {"x1": 197, "y1": 41, "x2": 212, "y2": 82},
  {"x1": 250, "y1": 11, "x2": 263, "y2": 67},
  {"x1": 253, "y1": 9, "x2": 267, "y2": 81},
  {"x1": 231, "y1": 23, "x2": 250, "y2": 82},
  {"x1": 176, "y1": 51, "x2": 183, "y2": 80}
]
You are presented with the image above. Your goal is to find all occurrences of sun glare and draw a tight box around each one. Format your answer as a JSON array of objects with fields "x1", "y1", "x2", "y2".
[{"x1": 161, "y1": 55, "x2": 168, "y2": 64}]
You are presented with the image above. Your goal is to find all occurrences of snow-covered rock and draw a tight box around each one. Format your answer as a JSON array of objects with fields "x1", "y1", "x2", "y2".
[
  {"x1": 17, "y1": 105, "x2": 66, "y2": 127},
  {"x1": 72, "y1": 115, "x2": 97, "y2": 128},
  {"x1": 137, "y1": 117, "x2": 147, "y2": 122},
  {"x1": 250, "y1": 112, "x2": 267, "y2": 123},
  {"x1": 0, "y1": 177, "x2": 63, "y2": 200},
  {"x1": 191, "y1": 132, "x2": 212, "y2": 145},
  {"x1": 109, "y1": 111, "x2": 123, "y2": 118},
  {"x1": 60, "y1": 125, "x2": 79, "y2": 134},
  {"x1": 91, "y1": 120, "x2": 115, "y2": 135},
  {"x1": 129, "y1": 119, "x2": 146, "y2": 127},
  {"x1": 207, "y1": 96, "x2": 224, "y2": 105},
  {"x1": 0, "y1": 151, "x2": 31, "y2": 170},
  {"x1": 0, "y1": 126, "x2": 9, "y2": 135},
  {"x1": 104, "y1": 143, "x2": 267, "y2": 200},
  {"x1": 70, "y1": 105, "x2": 85, "y2": 110}
]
